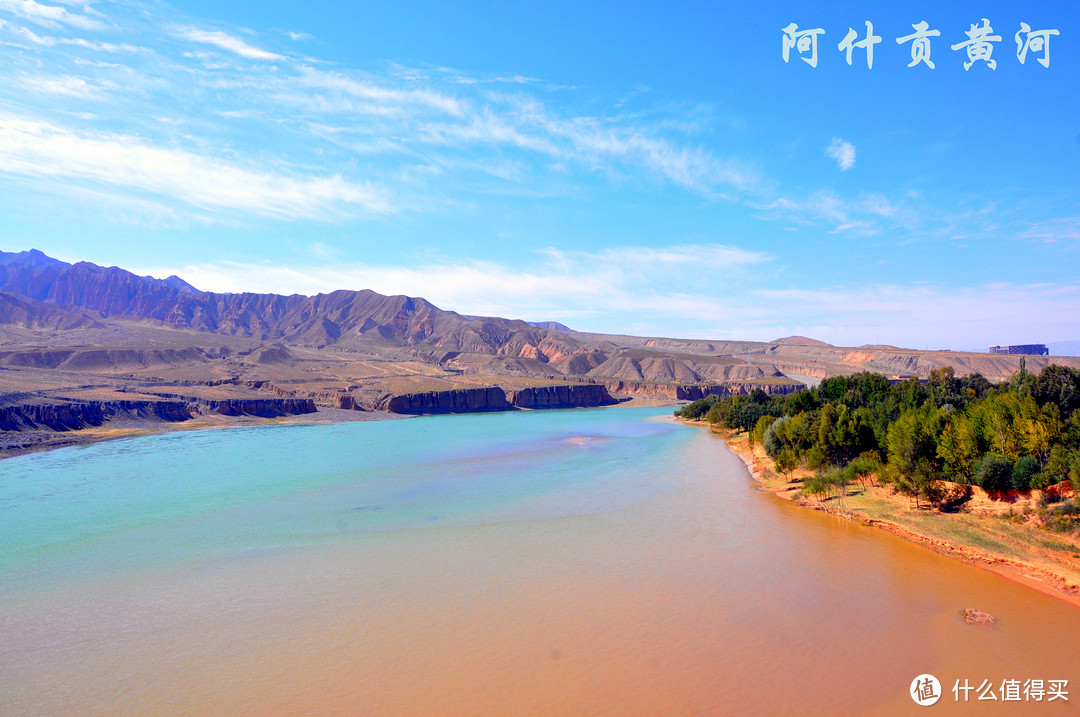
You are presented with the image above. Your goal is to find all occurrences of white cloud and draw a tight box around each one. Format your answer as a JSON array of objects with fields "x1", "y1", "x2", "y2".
[
  {"x1": 756, "y1": 283, "x2": 1080, "y2": 348},
  {"x1": 540, "y1": 244, "x2": 769, "y2": 273},
  {"x1": 826, "y1": 137, "x2": 855, "y2": 171},
  {"x1": 296, "y1": 66, "x2": 465, "y2": 116},
  {"x1": 498, "y1": 95, "x2": 761, "y2": 194},
  {"x1": 0, "y1": 116, "x2": 390, "y2": 218},
  {"x1": 0, "y1": 3, "x2": 773, "y2": 217},
  {"x1": 749, "y1": 187, "x2": 940, "y2": 236},
  {"x1": 19, "y1": 74, "x2": 107, "y2": 98},
  {"x1": 407, "y1": 95, "x2": 759, "y2": 195},
  {"x1": 1021, "y1": 216, "x2": 1080, "y2": 244},
  {"x1": 176, "y1": 26, "x2": 284, "y2": 61},
  {"x1": 10, "y1": 24, "x2": 137, "y2": 51},
  {"x1": 129, "y1": 243, "x2": 776, "y2": 340},
  {"x1": 127, "y1": 252, "x2": 1080, "y2": 348},
  {"x1": 0, "y1": 0, "x2": 991, "y2": 243},
  {"x1": 0, "y1": 0, "x2": 102, "y2": 30}
]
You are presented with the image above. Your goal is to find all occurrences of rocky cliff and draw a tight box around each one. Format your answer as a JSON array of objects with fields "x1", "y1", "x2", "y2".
[
  {"x1": 0, "y1": 395, "x2": 316, "y2": 432},
  {"x1": 132, "y1": 390, "x2": 318, "y2": 418},
  {"x1": 380, "y1": 387, "x2": 511, "y2": 413},
  {"x1": 200, "y1": 398, "x2": 316, "y2": 418},
  {"x1": 505, "y1": 384, "x2": 616, "y2": 409},
  {"x1": 0, "y1": 399, "x2": 192, "y2": 431},
  {"x1": 377, "y1": 384, "x2": 617, "y2": 414}
]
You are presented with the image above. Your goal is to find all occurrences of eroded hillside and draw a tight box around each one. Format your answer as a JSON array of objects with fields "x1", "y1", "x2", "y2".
[{"x1": 2, "y1": 248, "x2": 1076, "y2": 455}]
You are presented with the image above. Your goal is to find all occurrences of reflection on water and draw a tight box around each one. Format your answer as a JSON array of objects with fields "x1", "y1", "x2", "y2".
[{"x1": 1, "y1": 407, "x2": 1078, "y2": 715}]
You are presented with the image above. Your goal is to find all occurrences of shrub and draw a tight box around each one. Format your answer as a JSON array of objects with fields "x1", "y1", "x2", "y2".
[
  {"x1": 675, "y1": 395, "x2": 718, "y2": 420},
  {"x1": 1029, "y1": 471, "x2": 1053, "y2": 491},
  {"x1": 752, "y1": 415, "x2": 776, "y2": 445},
  {"x1": 774, "y1": 448, "x2": 798, "y2": 479},
  {"x1": 975, "y1": 454, "x2": 1014, "y2": 493},
  {"x1": 762, "y1": 416, "x2": 788, "y2": 458},
  {"x1": 804, "y1": 445, "x2": 827, "y2": 471},
  {"x1": 1040, "y1": 498, "x2": 1080, "y2": 533},
  {"x1": 801, "y1": 471, "x2": 831, "y2": 500},
  {"x1": 1011, "y1": 456, "x2": 1040, "y2": 492}
]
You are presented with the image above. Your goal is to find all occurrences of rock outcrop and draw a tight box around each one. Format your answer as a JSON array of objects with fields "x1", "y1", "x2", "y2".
[
  {"x1": 603, "y1": 381, "x2": 805, "y2": 401},
  {"x1": 376, "y1": 384, "x2": 618, "y2": 414},
  {"x1": 381, "y1": 387, "x2": 511, "y2": 413},
  {"x1": 961, "y1": 608, "x2": 997, "y2": 625},
  {"x1": 132, "y1": 390, "x2": 318, "y2": 418},
  {"x1": 505, "y1": 384, "x2": 616, "y2": 409},
  {"x1": 0, "y1": 395, "x2": 316, "y2": 431},
  {"x1": 0, "y1": 399, "x2": 192, "y2": 431},
  {"x1": 200, "y1": 398, "x2": 316, "y2": 418}
]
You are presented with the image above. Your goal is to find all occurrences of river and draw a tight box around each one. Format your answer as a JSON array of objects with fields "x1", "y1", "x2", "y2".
[{"x1": 1, "y1": 406, "x2": 1077, "y2": 715}]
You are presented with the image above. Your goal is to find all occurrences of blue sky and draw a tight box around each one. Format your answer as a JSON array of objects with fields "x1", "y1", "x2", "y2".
[{"x1": 0, "y1": 0, "x2": 1077, "y2": 349}]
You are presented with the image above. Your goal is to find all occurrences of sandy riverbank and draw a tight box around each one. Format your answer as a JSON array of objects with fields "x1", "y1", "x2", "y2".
[{"x1": 680, "y1": 418, "x2": 1080, "y2": 610}]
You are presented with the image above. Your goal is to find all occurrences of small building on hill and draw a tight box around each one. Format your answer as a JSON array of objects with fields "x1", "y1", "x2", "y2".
[{"x1": 988, "y1": 344, "x2": 1049, "y2": 355}]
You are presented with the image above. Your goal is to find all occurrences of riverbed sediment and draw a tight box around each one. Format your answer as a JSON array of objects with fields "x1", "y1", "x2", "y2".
[{"x1": 690, "y1": 419, "x2": 1080, "y2": 610}]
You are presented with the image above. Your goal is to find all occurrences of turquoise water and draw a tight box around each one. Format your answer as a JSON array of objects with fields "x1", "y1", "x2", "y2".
[
  {"x1": 5, "y1": 406, "x2": 1080, "y2": 716},
  {"x1": 0, "y1": 407, "x2": 678, "y2": 597}
]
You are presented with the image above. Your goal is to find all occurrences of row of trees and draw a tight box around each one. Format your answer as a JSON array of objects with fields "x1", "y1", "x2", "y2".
[{"x1": 676, "y1": 364, "x2": 1080, "y2": 517}]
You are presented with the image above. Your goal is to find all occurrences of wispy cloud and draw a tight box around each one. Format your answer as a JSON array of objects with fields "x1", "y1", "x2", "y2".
[
  {"x1": 756, "y1": 283, "x2": 1080, "y2": 348},
  {"x1": 1021, "y1": 216, "x2": 1080, "y2": 244},
  {"x1": 0, "y1": 0, "x2": 102, "y2": 30},
  {"x1": 130, "y1": 251, "x2": 1080, "y2": 347},
  {"x1": 0, "y1": 117, "x2": 390, "y2": 218},
  {"x1": 826, "y1": 137, "x2": 855, "y2": 171},
  {"x1": 296, "y1": 66, "x2": 465, "y2": 115},
  {"x1": 539, "y1": 244, "x2": 770, "y2": 274},
  {"x1": 6, "y1": 23, "x2": 136, "y2": 51},
  {"x1": 19, "y1": 73, "x2": 110, "y2": 98},
  {"x1": 175, "y1": 26, "x2": 284, "y2": 61},
  {"x1": 134, "y1": 243, "x2": 770, "y2": 328},
  {"x1": 0, "y1": 0, "x2": 1015, "y2": 246}
]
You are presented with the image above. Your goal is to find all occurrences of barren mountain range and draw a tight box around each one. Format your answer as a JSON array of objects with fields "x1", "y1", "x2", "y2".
[{"x1": 2, "y1": 248, "x2": 1077, "y2": 455}]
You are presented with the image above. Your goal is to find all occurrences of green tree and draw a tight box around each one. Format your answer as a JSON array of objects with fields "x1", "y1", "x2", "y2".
[
  {"x1": 848, "y1": 451, "x2": 883, "y2": 490},
  {"x1": 974, "y1": 454, "x2": 1014, "y2": 493},
  {"x1": 828, "y1": 466, "x2": 852, "y2": 508},
  {"x1": 937, "y1": 413, "x2": 979, "y2": 483},
  {"x1": 762, "y1": 416, "x2": 787, "y2": 457},
  {"x1": 774, "y1": 448, "x2": 798, "y2": 481},
  {"x1": 1030, "y1": 364, "x2": 1080, "y2": 416},
  {"x1": 675, "y1": 394, "x2": 719, "y2": 420},
  {"x1": 1043, "y1": 445, "x2": 1074, "y2": 487},
  {"x1": 752, "y1": 415, "x2": 776, "y2": 446},
  {"x1": 784, "y1": 389, "x2": 820, "y2": 416},
  {"x1": 1012, "y1": 456, "x2": 1039, "y2": 492},
  {"x1": 928, "y1": 366, "x2": 963, "y2": 408},
  {"x1": 801, "y1": 472, "x2": 831, "y2": 502},
  {"x1": 816, "y1": 403, "x2": 840, "y2": 462},
  {"x1": 887, "y1": 406, "x2": 940, "y2": 479},
  {"x1": 804, "y1": 445, "x2": 827, "y2": 471}
]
